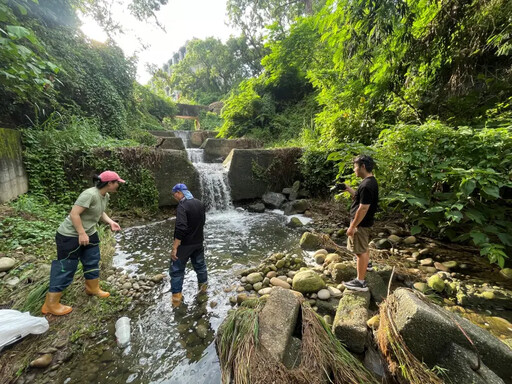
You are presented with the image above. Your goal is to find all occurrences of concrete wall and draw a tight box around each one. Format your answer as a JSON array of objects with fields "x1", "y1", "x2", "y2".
[
  {"x1": 202, "y1": 138, "x2": 263, "y2": 162},
  {"x1": 0, "y1": 128, "x2": 28, "y2": 203},
  {"x1": 224, "y1": 148, "x2": 302, "y2": 201}
]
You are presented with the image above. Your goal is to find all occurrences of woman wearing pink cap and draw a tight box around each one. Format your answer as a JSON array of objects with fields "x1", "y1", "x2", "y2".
[{"x1": 41, "y1": 171, "x2": 125, "y2": 316}]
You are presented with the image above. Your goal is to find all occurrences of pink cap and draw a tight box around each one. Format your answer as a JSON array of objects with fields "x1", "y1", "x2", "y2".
[{"x1": 99, "y1": 171, "x2": 126, "y2": 183}]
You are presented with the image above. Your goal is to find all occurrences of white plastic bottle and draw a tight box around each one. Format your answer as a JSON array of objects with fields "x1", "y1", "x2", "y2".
[{"x1": 115, "y1": 317, "x2": 131, "y2": 348}]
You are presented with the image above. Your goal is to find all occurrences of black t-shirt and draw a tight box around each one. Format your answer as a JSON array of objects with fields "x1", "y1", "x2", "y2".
[
  {"x1": 174, "y1": 198, "x2": 206, "y2": 245},
  {"x1": 350, "y1": 176, "x2": 379, "y2": 227}
]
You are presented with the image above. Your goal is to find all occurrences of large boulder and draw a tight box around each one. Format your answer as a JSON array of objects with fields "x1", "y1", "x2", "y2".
[
  {"x1": 283, "y1": 199, "x2": 310, "y2": 215},
  {"x1": 202, "y1": 138, "x2": 262, "y2": 162},
  {"x1": 190, "y1": 130, "x2": 218, "y2": 148},
  {"x1": 330, "y1": 263, "x2": 356, "y2": 283},
  {"x1": 148, "y1": 149, "x2": 201, "y2": 207},
  {"x1": 391, "y1": 288, "x2": 512, "y2": 382},
  {"x1": 156, "y1": 137, "x2": 185, "y2": 150},
  {"x1": 299, "y1": 232, "x2": 323, "y2": 251},
  {"x1": 332, "y1": 290, "x2": 370, "y2": 353},
  {"x1": 292, "y1": 270, "x2": 326, "y2": 293},
  {"x1": 224, "y1": 148, "x2": 302, "y2": 201},
  {"x1": 262, "y1": 192, "x2": 287, "y2": 209},
  {"x1": 259, "y1": 288, "x2": 302, "y2": 362}
]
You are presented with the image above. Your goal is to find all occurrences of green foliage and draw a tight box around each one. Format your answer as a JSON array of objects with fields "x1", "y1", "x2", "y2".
[
  {"x1": 0, "y1": 0, "x2": 60, "y2": 111},
  {"x1": 133, "y1": 82, "x2": 177, "y2": 122},
  {"x1": 0, "y1": 194, "x2": 67, "y2": 250},
  {"x1": 299, "y1": 148, "x2": 338, "y2": 196},
  {"x1": 330, "y1": 121, "x2": 512, "y2": 266},
  {"x1": 21, "y1": 113, "x2": 159, "y2": 213},
  {"x1": 198, "y1": 110, "x2": 223, "y2": 131}
]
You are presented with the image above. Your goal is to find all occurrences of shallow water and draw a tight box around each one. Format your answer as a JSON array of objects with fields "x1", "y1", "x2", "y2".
[{"x1": 57, "y1": 209, "x2": 305, "y2": 384}]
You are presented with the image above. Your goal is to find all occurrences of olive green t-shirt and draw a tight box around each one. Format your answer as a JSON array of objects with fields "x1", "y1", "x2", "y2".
[{"x1": 57, "y1": 187, "x2": 110, "y2": 237}]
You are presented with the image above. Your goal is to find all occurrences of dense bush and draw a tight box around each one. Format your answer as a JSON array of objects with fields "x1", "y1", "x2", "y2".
[
  {"x1": 329, "y1": 121, "x2": 512, "y2": 266},
  {"x1": 22, "y1": 114, "x2": 159, "y2": 213}
]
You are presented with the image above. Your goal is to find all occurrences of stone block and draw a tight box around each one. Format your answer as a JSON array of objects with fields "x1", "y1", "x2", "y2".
[
  {"x1": 224, "y1": 148, "x2": 302, "y2": 201},
  {"x1": 259, "y1": 287, "x2": 301, "y2": 362},
  {"x1": 332, "y1": 290, "x2": 370, "y2": 353},
  {"x1": 392, "y1": 288, "x2": 512, "y2": 381}
]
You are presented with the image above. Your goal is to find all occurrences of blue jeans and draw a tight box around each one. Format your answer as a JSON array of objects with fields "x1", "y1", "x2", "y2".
[
  {"x1": 49, "y1": 232, "x2": 101, "y2": 292},
  {"x1": 170, "y1": 244, "x2": 208, "y2": 294}
]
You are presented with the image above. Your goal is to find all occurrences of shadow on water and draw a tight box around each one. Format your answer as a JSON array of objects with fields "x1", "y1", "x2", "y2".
[{"x1": 56, "y1": 209, "x2": 304, "y2": 384}]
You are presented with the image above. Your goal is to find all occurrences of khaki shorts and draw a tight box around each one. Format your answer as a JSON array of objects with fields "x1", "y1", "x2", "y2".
[{"x1": 347, "y1": 226, "x2": 370, "y2": 255}]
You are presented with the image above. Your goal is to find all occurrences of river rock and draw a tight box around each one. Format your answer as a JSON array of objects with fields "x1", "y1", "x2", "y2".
[
  {"x1": 434, "y1": 262, "x2": 449, "y2": 272},
  {"x1": 283, "y1": 199, "x2": 310, "y2": 215},
  {"x1": 0, "y1": 257, "x2": 15, "y2": 272},
  {"x1": 262, "y1": 192, "x2": 287, "y2": 209},
  {"x1": 373, "y1": 239, "x2": 392, "y2": 249},
  {"x1": 365, "y1": 271, "x2": 388, "y2": 303},
  {"x1": 317, "y1": 289, "x2": 331, "y2": 300},
  {"x1": 413, "y1": 282, "x2": 429, "y2": 293},
  {"x1": 500, "y1": 268, "x2": 512, "y2": 279},
  {"x1": 30, "y1": 354, "x2": 53, "y2": 368},
  {"x1": 292, "y1": 270, "x2": 326, "y2": 293},
  {"x1": 403, "y1": 236, "x2": 417, "y2": 244},
  {"x1": 330, "y1": 263, "x2": 356, "y2": 284},
  {"x1": 122, "y1": 282, "x2": 132, "y2": 290},
  {"x1": 276, "y1": 259, "x2": 285, "y2": 269},
  {"x1": 253, "y1": 282, "x2": 263, "y2": 291},
  {"x1": 247, "y1": 203, "x2": 265, "y2": 213},
  {"x1": 443, "y1": 261, "x2": 458, "y2": 269},
  {"x1": 258, "y1": 287, "x2": 273, "y2": 295},
  {"x1": 420, "y1": 258, "x2": 433, "y2": 266},
  {"x1": 289, "y1": 180, "x2": 300, "y2": 201},
  {"x1": 314, "y1": 253, "x2": 326, "y2": 264},
  {"x1": 427, "y1": 274, "x2": 445, "y2": 292},
  {"x1": 246, "y1": 272, "x2": 263, "y2": 284},
  {"x1": 387, "y1": 235, "x2": 401, "y2": 243},
  {"x1": 5, "y1": 276, "x2": 20, "y2": 286},
  {"x1": 327, "y1": 286, "x2": 343, "y2": 298},
  {"x1": 151, "y1": 274, "x2": 164, "y2": 283},
  {"x1": 324, "y1": 253, "x2": 341, "y2": 265},
  {"x1": 287, "y1": 217, "x2": 303, "y2": 228},
  {"x1": 299, "y1": 232, "x2": 322, "y2": 250},
  {"x1": 196, "y1": 324, "x2": 208, "y2": 339},
  {"x1": 266, "y1": 271, "x2": 277, "y2": 279},
  {"x1": 270, "y1": 277, "x2": 291, "y2": 289}
]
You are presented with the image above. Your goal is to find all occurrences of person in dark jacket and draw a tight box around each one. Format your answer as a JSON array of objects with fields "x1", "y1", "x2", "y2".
[{"x1": 170, "y1": 183, "x2": 207, "y2": 307}]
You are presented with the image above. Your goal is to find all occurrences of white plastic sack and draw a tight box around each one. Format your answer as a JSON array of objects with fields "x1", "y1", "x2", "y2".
[{"x1": 0, "y1": 309, "x2": 49, "y2": 352}]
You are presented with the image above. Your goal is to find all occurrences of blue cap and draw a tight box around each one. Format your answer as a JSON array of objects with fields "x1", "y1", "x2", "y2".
[{"x1": 172, "y1": 183, "x2": 188, "y2": 193}]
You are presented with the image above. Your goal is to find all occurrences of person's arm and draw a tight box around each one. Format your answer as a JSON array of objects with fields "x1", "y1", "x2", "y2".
[
  {"x1": 69, "y1": 205, "x2": 89, "y2": 245},
  {"x1": 101, "y1": 212, "x2": 121, "y2": 231},
  {"x1": 171, "y1": 205, "x2": 188, "y2": 261},
  {"x1": 346, "y1": 204, "x2": 370, "y2": 237},
  {"x1": 344, "y1": 186, "x2": 356, "y2": 198}
]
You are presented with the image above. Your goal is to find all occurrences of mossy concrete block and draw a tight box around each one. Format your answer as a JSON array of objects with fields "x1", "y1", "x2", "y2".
[
  {"x1": 224, "y1": 148, "x2": 302, "y2": 201},
  {"x1": 332, "y1": 290, "x2": 370, "y2": 353},
  {"x1": 259, "y1": 288, "x2": 301, "y2": 363},
  {"x1": 392, "y1": 288, "x2": 512, "y2": 381}
]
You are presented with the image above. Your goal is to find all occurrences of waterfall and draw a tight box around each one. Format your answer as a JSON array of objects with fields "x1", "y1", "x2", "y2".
[
  {"x1": 174, "y1": 130, "x2": 192, "y2": 148},
  {"x1": 178, "y1": 132, "x2": 233, "y2": 212}
]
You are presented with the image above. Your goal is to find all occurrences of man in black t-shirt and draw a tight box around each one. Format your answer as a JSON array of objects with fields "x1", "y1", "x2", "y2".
[{"x1": 341, "y1": 155, "x2": 379, "y2": 292}]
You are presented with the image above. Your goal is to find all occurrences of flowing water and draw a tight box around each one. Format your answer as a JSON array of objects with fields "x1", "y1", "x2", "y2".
[{"x1": 54, "y1": 135, "x2": 307, "y2": 383}]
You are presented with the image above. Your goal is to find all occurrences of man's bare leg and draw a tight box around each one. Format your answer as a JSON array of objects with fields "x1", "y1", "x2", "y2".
[{"x1": 356, "y1": 251, "x2": 370, "y2": 281}]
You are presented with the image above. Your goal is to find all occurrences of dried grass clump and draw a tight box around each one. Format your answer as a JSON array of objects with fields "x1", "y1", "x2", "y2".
[
  {"x1": 217, "y1": 300, "x2": 378, "y2": 384},
  {"x1": 377, "y1": 293, "x2": 443, "y2": 384}
]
